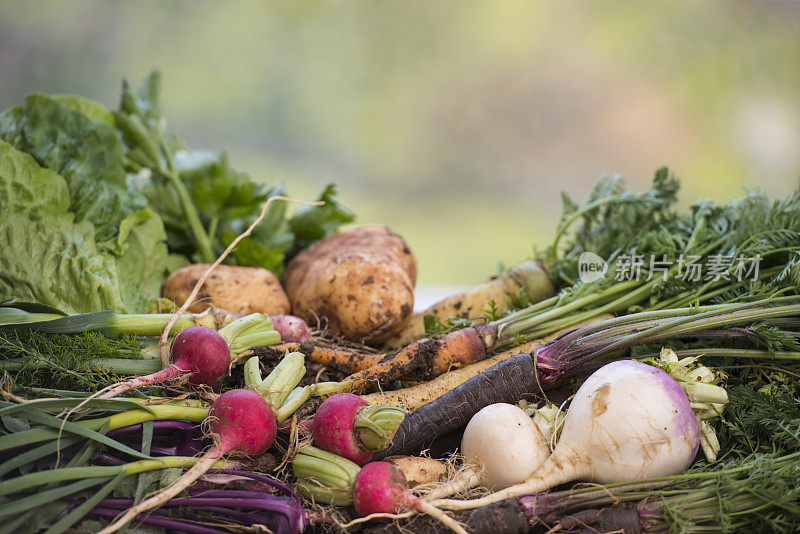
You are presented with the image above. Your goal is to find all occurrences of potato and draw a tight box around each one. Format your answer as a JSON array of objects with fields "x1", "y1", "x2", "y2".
[
  {"x1": 282, "y1": 225, "x2": 416, "y2": 344},
  {"x1": 162, "y1": 263, "x2": 291, "y2": 316}
]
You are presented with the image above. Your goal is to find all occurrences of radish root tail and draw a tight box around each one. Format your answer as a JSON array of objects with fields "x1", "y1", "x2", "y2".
[{"x1": 410, "y1": 495, "x2": 469, "y2": 534}]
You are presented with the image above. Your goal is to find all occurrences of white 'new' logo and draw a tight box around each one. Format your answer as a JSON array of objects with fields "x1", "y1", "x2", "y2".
[{"x1": 578, "y1": 252, "x2": 608, "y2": 283}]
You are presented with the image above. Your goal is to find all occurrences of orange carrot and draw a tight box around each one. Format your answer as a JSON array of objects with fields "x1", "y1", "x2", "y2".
[{"x1": 346, "y1": 328, "x2": 488, "y2": 393}]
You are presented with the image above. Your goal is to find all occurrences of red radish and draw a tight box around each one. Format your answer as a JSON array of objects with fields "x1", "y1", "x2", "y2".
[
  {"x1": 354, "y1": 462, "x2": 467, "y2": 534},
  {"x1": 171, "y1": 326, "x2": 232, "y2": 386},
  {"x1": 292, "y1": 448, "x2": 465, "y2": 532},
  {"x1": 353, "y1": 461, "x2": 409, "y2": 516},
  {"x1": 312, "y1": 393, "x2": 405, "y2": 465},
  {"x1": 271, "y1": 314, "x2": 311, "y2": 342},
  {"x1": 99, "y1": 326, "x2": 231, "y2": 399},
  {"x1": 98, "y1": 389, "x2": 277, "y2": 533}
]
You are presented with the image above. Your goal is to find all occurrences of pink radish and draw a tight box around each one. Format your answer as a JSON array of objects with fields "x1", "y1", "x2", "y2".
[
  {"x1": 98, "y1": 389, "x2": 277, "y2": 533},
  {"x1": 354, "y1": 462, "x2": 467, "y2": 534},
  {"x1": 100, "y1": 326, "x2": 232, "y2": 398},
  {"x1": 271, "y1": 314, "x2": 311, "y2": 342},
  {"x1": 292, "y1": 448, "x2": 466, "y2": 532},
  {"x1": 312, "y1": 393, "x2": 405, "y2": 465},
  {"x1": 171, "y1": 326, "x2": 232, "y2": 386}
]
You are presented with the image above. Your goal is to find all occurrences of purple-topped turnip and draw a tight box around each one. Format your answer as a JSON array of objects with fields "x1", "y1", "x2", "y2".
[{"x1": 432, "y1": 359, "x2": 701, "y2": 511}]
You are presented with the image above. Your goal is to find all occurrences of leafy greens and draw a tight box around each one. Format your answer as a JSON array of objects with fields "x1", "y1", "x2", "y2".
[{"x1": 0, "y1": 70, "x2": 354, "y2": 314}]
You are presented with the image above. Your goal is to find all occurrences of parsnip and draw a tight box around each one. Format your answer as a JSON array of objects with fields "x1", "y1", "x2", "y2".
[{"x1": 383, "y1": 261, "x2": 555, "y2": 350}]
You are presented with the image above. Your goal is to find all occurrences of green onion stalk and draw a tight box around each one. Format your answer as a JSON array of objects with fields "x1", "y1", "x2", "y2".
[
  {"x1": 0, "y1": 304, "x2": 264, "y2": 339},
  {"x1": 0, "y1": 306, "x2": 281, "y2": 391},
  {"x1": 0, "y1": 454, "x2": 233, "y2": 532},
  {"x1": 0, "y1": 401, "x2": 210, "y2": 453}
]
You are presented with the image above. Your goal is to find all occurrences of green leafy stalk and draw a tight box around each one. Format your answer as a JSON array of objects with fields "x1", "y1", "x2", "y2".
[{"x1": 0, "y1": 307, "x2": 213, "y2": 336}]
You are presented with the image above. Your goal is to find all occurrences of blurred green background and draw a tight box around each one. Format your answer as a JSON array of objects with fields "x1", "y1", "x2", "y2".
[{"x1": 2, "y1": 0, "x2": 800, "y2": 290}]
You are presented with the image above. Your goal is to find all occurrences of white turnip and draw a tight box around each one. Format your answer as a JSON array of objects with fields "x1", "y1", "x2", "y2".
[
  {"x1": 426, "y1": 403, "x2": 550, "y2": 500},
  {"x1": 433, "y1": 360, "x2": 700, "y2": 511}
]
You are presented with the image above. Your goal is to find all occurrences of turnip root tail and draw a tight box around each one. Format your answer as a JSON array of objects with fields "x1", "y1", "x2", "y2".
[
  {"x1": 432, "y1": 450, "x2": 584, "y2": 511},
  {"x1": 97, "y1": 448, "x2": 224, "y2": 533},
  {"x1": 424, "y1": 464, "x2": 482, "y2": 501}
]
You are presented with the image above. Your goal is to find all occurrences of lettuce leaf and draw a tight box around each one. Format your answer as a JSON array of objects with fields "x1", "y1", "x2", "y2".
[
  {"x1": 0, "y1": 94, "x2": 146, "y2": 246},
  {"x1": 0, "y1": 140, "x2": 167, "y2": 313}
]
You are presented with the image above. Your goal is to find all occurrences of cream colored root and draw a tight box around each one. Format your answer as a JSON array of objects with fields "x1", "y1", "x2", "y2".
[
  {"x1": 431, "y1": 455, "x2": 580, "y2": 511},
  {"x1": 424, "y1": 463, "x2": 483, "y2": 501},
  {"x1": 97, "y1": 450, "x2": 222, "y2": 534},
  {"x1": 340, "y1": 511, "x2": 414, "y2": 528}
]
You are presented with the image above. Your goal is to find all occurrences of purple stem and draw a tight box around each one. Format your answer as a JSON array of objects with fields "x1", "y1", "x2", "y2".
[
  {"x1": 207, "y1": 469, "x2": 301, "y2": 502},
  {"x1": 85, "y1": 508, "x2": 230, "y2": 534},
  {"x1": 88, "y1": 496, "x2": 303, "y2": 533},
  {"x1": 173, "y1": 505, "x2": 272, "y2": 525},
  {"x1": 78, "y1": 470, "x2": 307, "y2": 534},
  {"x1": 186, "y1": 489, "x2": 274, "y2": 500},
  {"x1": 105, "y1": 421, "x2": 199, "y2": 438}
]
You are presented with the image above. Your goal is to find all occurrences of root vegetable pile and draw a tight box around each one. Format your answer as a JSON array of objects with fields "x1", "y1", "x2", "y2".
[{"x1": 4, "y1": 156, "x2": 800, "y2": 534}]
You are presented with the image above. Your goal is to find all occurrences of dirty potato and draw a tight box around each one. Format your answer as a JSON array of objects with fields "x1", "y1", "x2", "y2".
[
  {"x1": 282, "y1": 225, "x2": 416, "y2": 345},
  {"x1": 162, "y1": 263, "x2": 291, "y2": 315}
]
